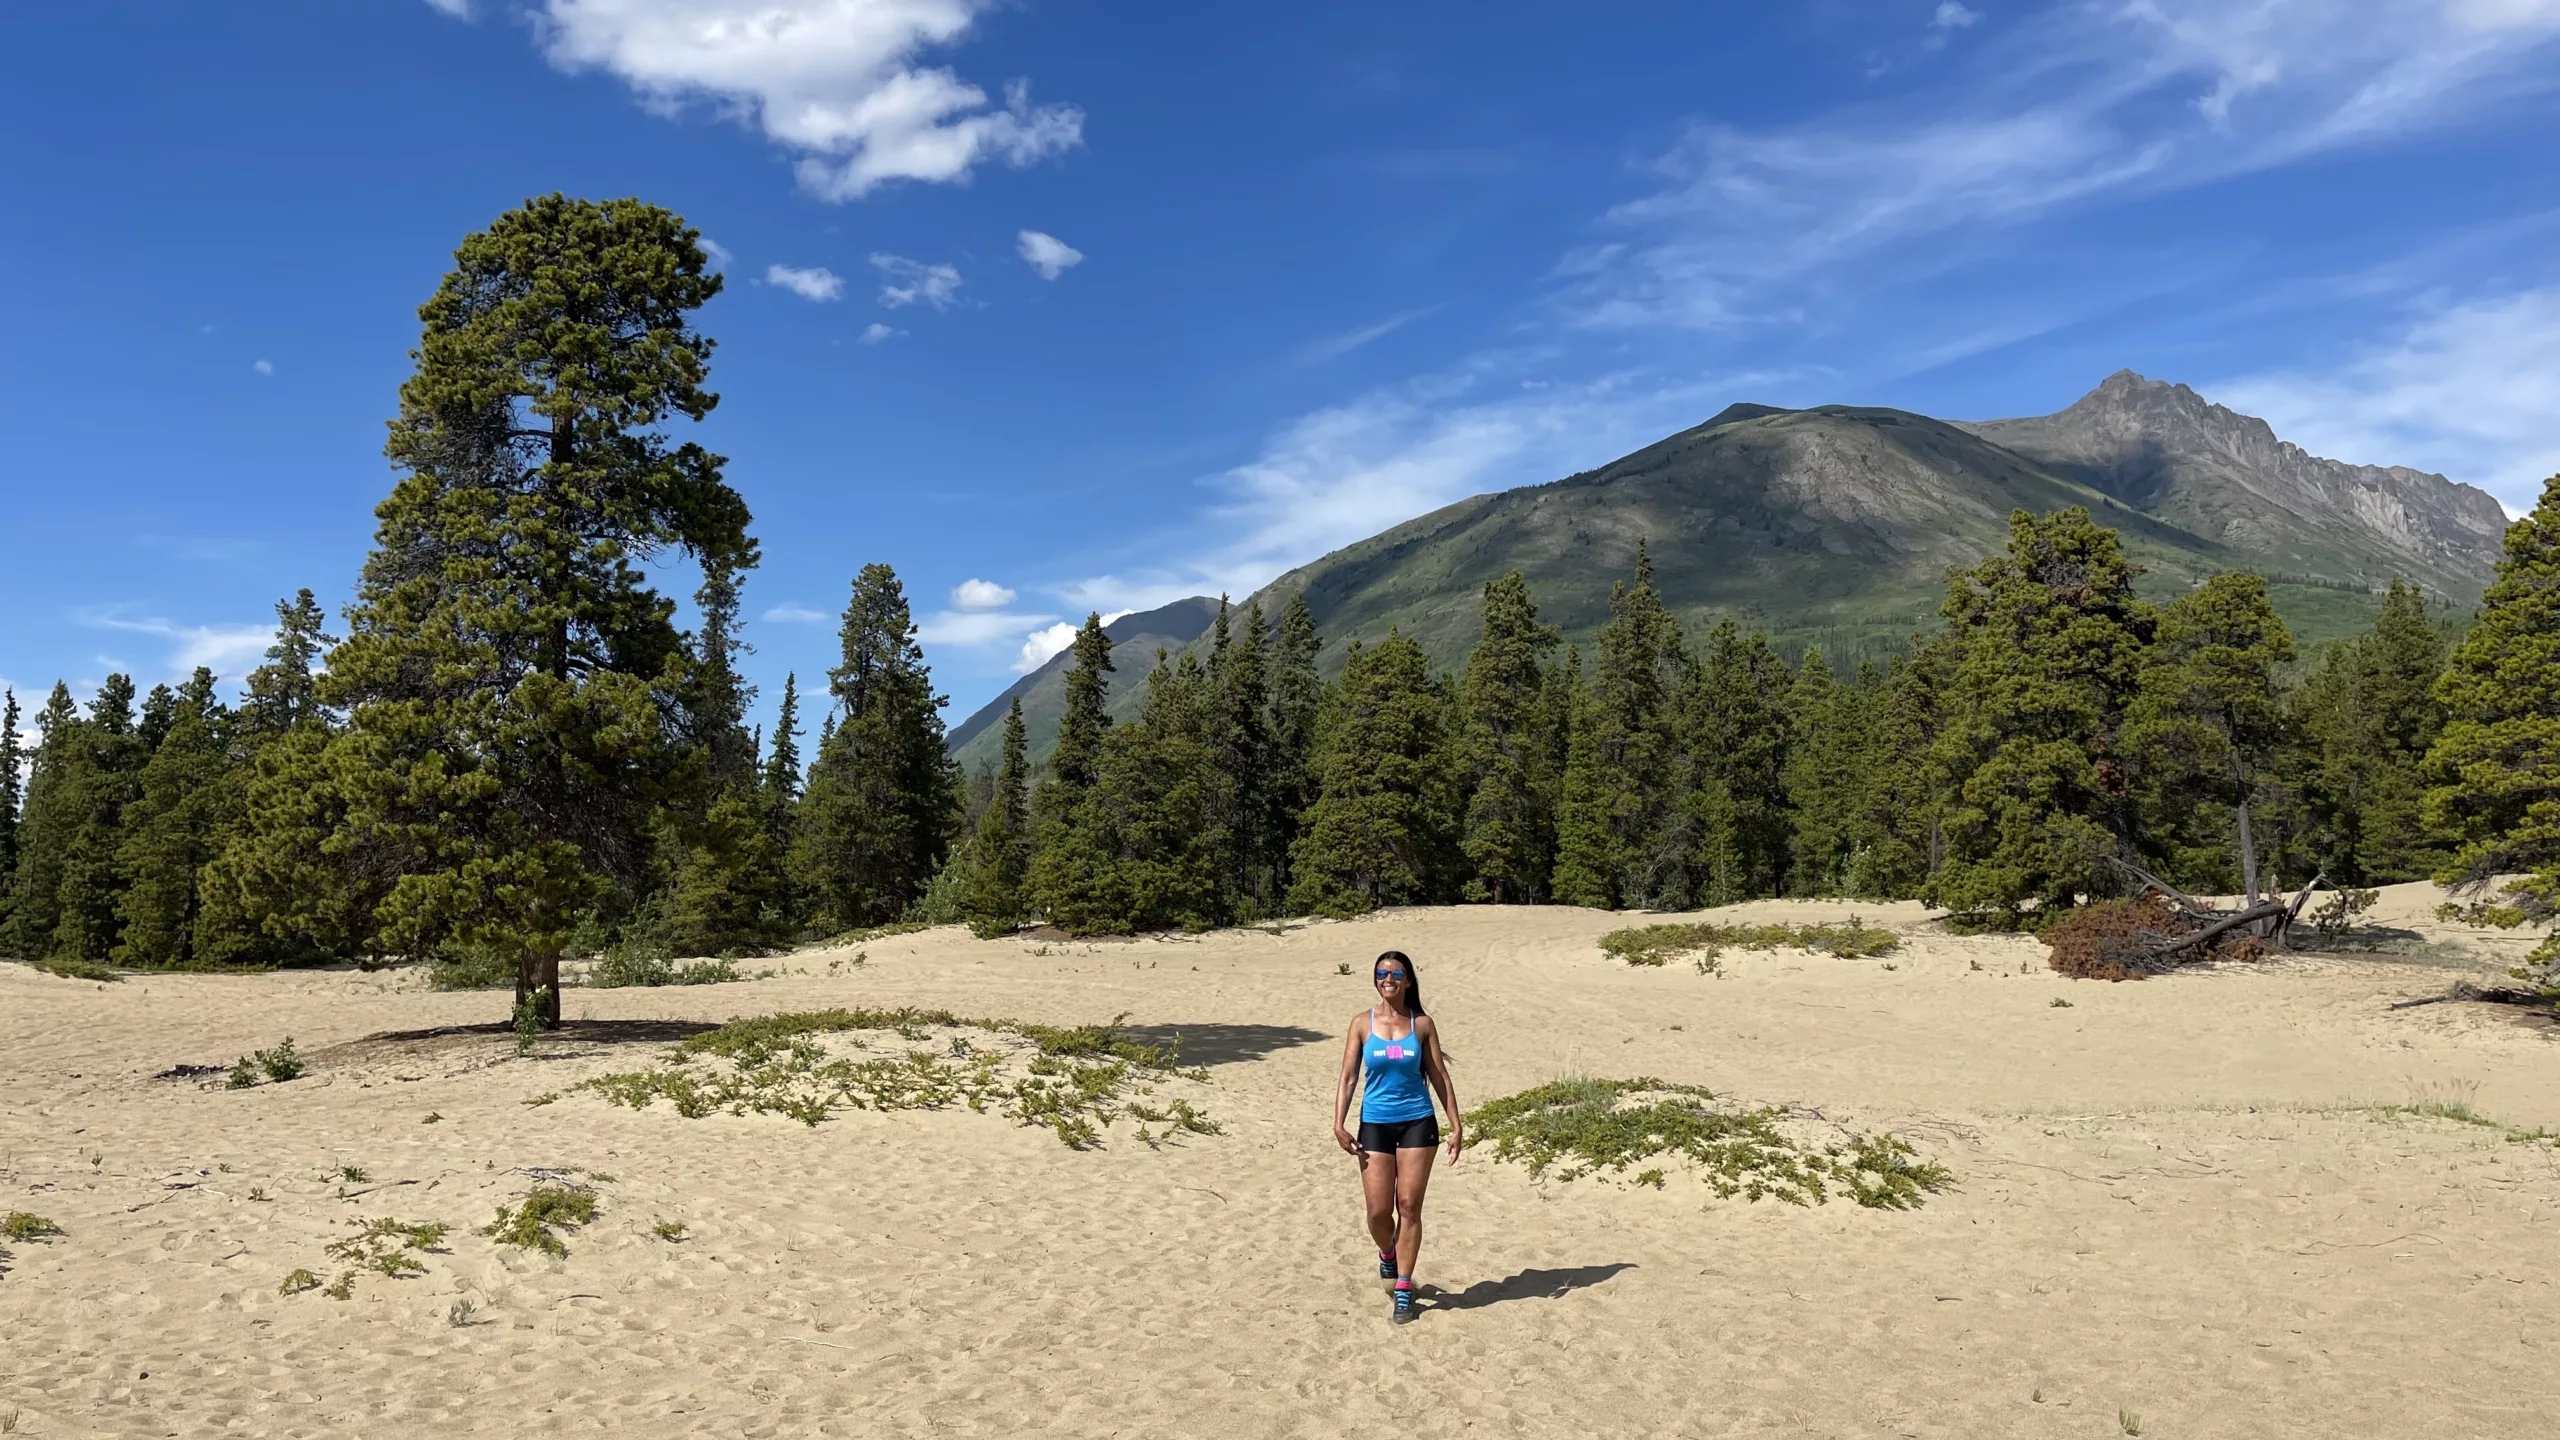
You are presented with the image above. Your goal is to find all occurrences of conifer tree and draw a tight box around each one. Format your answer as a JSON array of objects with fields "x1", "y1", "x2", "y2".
[
  {"x1": 957, "y1": 698, "x2": 1032, "y2": 936},
  {"x1": 687, "y1": 564, "x2": 758, "y2": 797},
  {"x1": 1290, "y1": 634, "x2": 1457, "y2": 915},
  {"x1": 1070, "y1": 652, "x2": 1224, "y2": 932},
  {"x1": 1266, "y1": 593, "x2": 1324, "y2": 860},
  {"x1": 48, "y1": 674, "x2": 147, "y2": 964},
  {"x1": 238, "y1": 590, "x2": 334, "y2": 742},
  {"x1": 212, "y1": 195, "x2": 750, "y2": 1020},
  {"x1": 1783, "y1": 649, "x2": 1864, "y2": 896},
  {"x1": 1548, "y1": 544, "x2": 1683, "y2": 908},
  {"x1": 2294, "y1": 580, "x2": 2451, "y2": 883},
  {"x1": 659, "y1": 790, "x2": 790, "y2": 956},
  {"x1": 2425, "y1": 475, "x2": 2560, "y2": 983},
  {"x1": 1456, "y1": 572, "x2": 1559, "y2": 903},
  {"x1": 1847, "y1": 653, "x2": 1939, "y2": 898},
  {"x1": 113, "y1": 669, "x2": 235, "y2": 967},
  {"x1": 1548, "y1": 650, "x2": 1615, "y2": 908},
  {"x1": 1676, "y1": 620, "x2": 1795, "y2": 905},
  {"x1": 1206, "y1": 598, "x2": 1276, "y2": 916},
  {"x1": 1925, "y1": 509, "x2": 2156, "y2": 925},
  {"x1": 794, "y1": 563, "x2": 962, "y2": 929},
  {"x1": 1, "y1": 684, "x2": 78, "y2": 958},
  {"x1": 0, "y1": 688, "x2": 21, "y2": 932},
  {"x1": 2125, "y1": 573, "x2": 2296, "y2": 902},
  {"x1": 1030, "y1": 613, "x2": 1116, "y2": 924},
  {"x1": 762, "y1": 672, "x2": 803, "y2": 817}
]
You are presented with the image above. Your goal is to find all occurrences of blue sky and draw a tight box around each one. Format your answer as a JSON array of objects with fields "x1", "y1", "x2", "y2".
[{"x1": 5, "y1": 1, "x2": 2559, "y2": 734}]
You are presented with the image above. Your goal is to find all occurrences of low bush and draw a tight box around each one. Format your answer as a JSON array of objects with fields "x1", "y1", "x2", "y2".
[
  {"x1": 1465, "y1": 1077, "x2": 1952, "y2": 1209},
  {"x1": 589, "y1": 949, "x2": 745, "y2": 988},
  {"x1": 580, "y1": 1009, "x2": 1211, "y2": 1149},
  {"x1": 1601, "y1": 920, "x2": 1899, "y2": 971},
  {"x1": 1, "y1": 1212, "x2": 63, "y2": 1243},
  {"x1": 29, "y1": 955, "x2": 120, "y2": 982},
  {"x1": 426, "y1": 941, "x2": 516, "y2": 991},
  {"x1": 482, "y1": 1185, "x2": 598, "y2": 1258}
]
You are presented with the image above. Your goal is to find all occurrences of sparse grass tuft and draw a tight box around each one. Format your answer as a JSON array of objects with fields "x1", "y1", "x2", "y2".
[
  {"x1": 333, "y1": 1164, "x2": 369, "y2": 1184},
  {"x1": 482, "y1": 1185, "x2": 598, "y2": 1258},
  {"x1": 279, "y1": 1267, "x2": 321, "y2": 1296},
  {"x1": 2, "y1": 1213, "x2": 63, "y2": 1243},
  {"x1": 578, "y1": 1008, "x2": 1212, "y2": 1149},
  {"x1": 1601, "y1": 920, "x2": 1898, "y2": 970},
  {"x1": 652, "y1": 1219, "x2": 687, "y2": 1241},
  {"x1": 31, "y1": 954, "x2": 121, "y2": 982},
  {"x1": 2050, "y1": 997, "x2": 2074, "y2": 1008},
  {"x1": 2118, "y1": 1408, "x2": 2143, "y2": 1436},
  {"x1": 227, "y1": 1055, "x2": 259, "y2": 1089},
  {"x1": 254, "y1": 1037, "x2": 304, "y2": 1083},
  {"x1": 448, "y1": 1296, "x2": 479, "y2": 1327},
  {"x1": 422, "y1": 1112, "x2": 442, "y2": 1125},
  {"x1": 322, "y1": 1270, "x2": 356, "y2": 1301},
  {"x1": 590, "y1": 949, "x2": 749, "y2": 988},
  {"x1": 1464, "y1": 1077, "x2": 1952, "y2": 1208}
]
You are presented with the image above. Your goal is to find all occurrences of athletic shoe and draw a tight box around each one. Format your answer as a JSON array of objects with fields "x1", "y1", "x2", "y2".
[
  {"x1": 1378, "y1": 1250, "x2": 1398, "y2": 1282},
  {"x1": 1391, "y1": 1281, "x2": 1415, "y2": 1324}
]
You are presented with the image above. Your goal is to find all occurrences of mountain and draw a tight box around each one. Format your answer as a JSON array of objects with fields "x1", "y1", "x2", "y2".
[
  {"x1": 1961, "y1": 370, "x2": 2510, "y2": 602},
  {"x1": 946, "y1": 374, "x2": 2510, "y2": 767},
  {"x1": 947, "y1": 596, "x2": 1220, "y2": 777}
]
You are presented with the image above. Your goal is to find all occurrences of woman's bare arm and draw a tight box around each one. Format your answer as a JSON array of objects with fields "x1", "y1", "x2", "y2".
[
  {"x1": 1420, "y1": 1017, "x2": 1462, "y2": 1160},
  {"x1": 1330, "y1": 1012, "x2": 1366, "y2": 1152}
]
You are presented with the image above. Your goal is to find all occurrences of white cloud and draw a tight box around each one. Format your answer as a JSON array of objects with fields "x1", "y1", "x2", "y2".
[
  {"x1": 1932, "y1": 2, "x2": 1982, "y2": 28},
  {"x1": 1055, "y1": 364, "x2": 1769, "y2": 611},
  {"x1": 529, "y1": 1, "x2": 1082, "y2": 201},
  {"x1": 762, "y1": 601, "x2": 830, "y2": 623},
  {"x1": 253, "y1": 359, "x2": 274, "y2": 376},
  {"x1": 75, "y1": 608, "x2": 272, "y2": 681},
  {"x1": 1572, "y1": 0, "x2": 2560, "y2": 329},
  {"x1": 1016, "y1": 229, "x2": 1083, "y2": 280},
  {"x1": 918, "y1": 609, "x2": 1058, "y2": 647},
  {"x1": 1014, "y1": 621, "x2": 1078, "y2": 673},
  {"x1": 861, "y1": 322, "x2": 900, "y2": 343},
  {"x1": 2216, "y1": 286, "x2": 2560, "y2": 514},
  {"x1": 422, "y1": 0, "x2": 474, "y2": 17},
  {"x1": 951, "y1": 577, "x2": 1016, "y2": 610},
  {"x1": 872, "y1": 253, "x2": 962, "y2": 308},
  {"x1": 1295, "y1": 305, "x2": 1446, "y2": 367},
  {"x1": 700, "y1": 235, "x2": 733, "y2": 271},
  {"x1": 766, "y1": 262, "x2": 846, "y2": 301}
]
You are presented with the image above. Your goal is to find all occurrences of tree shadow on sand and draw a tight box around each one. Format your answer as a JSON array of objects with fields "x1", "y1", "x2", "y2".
[
  {"x1": 316, "y1": 1017, "x2": 722, "y2": 1065},
  {"x1": 1424, "y1": 1263, "x2": 1637, "y2": 1314},
  {"x1": 1116, "y1": 1022, "x2": 1330, "y2": 1067}
]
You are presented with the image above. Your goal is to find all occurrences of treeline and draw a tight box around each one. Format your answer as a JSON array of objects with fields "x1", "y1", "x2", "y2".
[{"x1": 3, "y1": 195, "x2": 2556, "y2": 1008}]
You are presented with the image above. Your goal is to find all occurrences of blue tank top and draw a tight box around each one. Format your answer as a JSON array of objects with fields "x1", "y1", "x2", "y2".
[{"x1": 1361, "y1": 1010, "x2": 1434, "y2": 1124}]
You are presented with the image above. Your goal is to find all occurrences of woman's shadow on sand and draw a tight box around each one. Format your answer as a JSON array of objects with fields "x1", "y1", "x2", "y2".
[{"x1": 1423, "y1": 1263, "x2": 1635, "y2": 1314}]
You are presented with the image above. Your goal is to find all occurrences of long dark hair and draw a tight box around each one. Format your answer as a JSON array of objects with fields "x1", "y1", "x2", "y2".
[{"x1": 1376, "y1": 950, "x2": 1424, "y2": 1017}]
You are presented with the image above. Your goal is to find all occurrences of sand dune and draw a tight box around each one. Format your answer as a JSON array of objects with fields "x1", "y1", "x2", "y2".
[{"x1": 4, "y1": 885, "x2": 2557, "y2": 1438}]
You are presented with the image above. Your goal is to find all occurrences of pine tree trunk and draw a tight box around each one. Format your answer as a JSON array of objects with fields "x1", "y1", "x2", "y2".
[{"x1": 2237, "y1": 799, "x2": 2260, "y2": 909}]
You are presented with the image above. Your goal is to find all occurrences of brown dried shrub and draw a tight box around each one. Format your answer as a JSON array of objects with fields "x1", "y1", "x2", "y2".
[{"x1": 2045, "y1": 895, "x2": 2265, "y2": 981}]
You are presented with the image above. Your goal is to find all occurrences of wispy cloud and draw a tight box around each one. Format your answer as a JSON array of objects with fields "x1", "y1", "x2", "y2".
[
  {"x1": 73, "y1": 607, "x2": 271, "y2": 680},
  {"x1": 523, "y1": 1, "x2": 1081, "y2": 201},
  {"x1": 762, "y1": 601, "x2": 830, "y2": 624},
  {"x1": 766, "y1": 263, "x2": 846, "y2": 301},
  {"x1": 1016, "y1": 229, "x2": 1083, "y2": 280},
  {"x1": 699, "y1": 236, "x2": 733, "y2": 271},
  {"x1": 918, "y1": 608, "x2": 1059, "y2": 648},
  {"x1": 1569, "y1": 0, "x2": 2560, "y2": 330},
  {"x1": 872, "y1": 253, "x2": 962, "y2": 309},
  {"x1": 861, "y1": 322, "x2": 900, "y2": 344},
  {"x1": 1932, "y1": 2, "x2": 1983, "y2": 30},
  {"x1": 1294, "y1": 305, "x2": 1446, "y2": 367},
  {"x1": 2216, "y1": 285, "x2": 2560, "y2": 513},
  {"x1": 1055, "y1": 364, "x2": 1773, "y2": 613},
  {"x1": 421, "y1": 0, "x2": 473, "y2": 17},
  {"x1": 253, "y1": 359, "x2": 274, "y2": 376}
]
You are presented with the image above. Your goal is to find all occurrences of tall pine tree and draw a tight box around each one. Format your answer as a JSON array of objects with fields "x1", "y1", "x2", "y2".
[
  {"x1": 1925, "y1": 509, "x2": 2156, "y2": 926},
  {"x1": 113, "y1": 669, "x2": 236, "y2": 968},
  {"x1": 1, "y1": 684, "x2": 79, "y2": 958},
  {"x1": 2294, "y1": 580, "x2": 2452, "y2": 883},
  {"x1": 1290, "y1": 633, "x2": 1457, "y2": 916},
  {"x1": 0, "y1": 688, "x2": 20, "y2": 935},
  {"x1": 2425, "y1": 475, "x2": 2560, "y2": 984},
  {"x1": 212, "y1": 195, "x2": 751, "y2": 1020},
  {"x1": 1783, "y1": 649, "x2": 1864, "y2": 896},
  {"x1": 794, "y1": 564, "x2": 962, "y2": 930},
  {"x1": 1030, "y1": 613, "x2": 1117, "y2": 926},
  {"x1": 1456, "y1": 572, "x2": 1559, "y2": 903},
  {"x1": 1549, "y1": 544, "x2": 1683, "y2": 909},
  {"x1": 2126, "y1": 573, "x2": 2296, "y2": 901},
  {"x1": 957, "y1": 698, "x2": 1032, "y2": 936},
  {"x1": 47, "y1": 675, "x2": 147, "y2": 964}
]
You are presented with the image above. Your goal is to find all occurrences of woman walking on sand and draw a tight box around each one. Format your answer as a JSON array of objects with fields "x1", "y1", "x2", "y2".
[{"x1": 1331, "y1": 949, "x2": 1462, "y2": 1325}]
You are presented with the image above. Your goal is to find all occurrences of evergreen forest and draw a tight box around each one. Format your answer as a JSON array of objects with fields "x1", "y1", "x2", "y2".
[{"x1": 6, "y1": 196, "x2": 2558, "y2": 1013}]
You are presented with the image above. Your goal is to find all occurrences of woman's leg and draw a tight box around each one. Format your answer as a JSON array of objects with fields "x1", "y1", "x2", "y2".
[
  {"x1": 1359, "y1": 1147, "x2": 1399, "y2": 1255},
  {"x1": 1392, "y1": 1143, "x2": 1436, "y2": 1281}
]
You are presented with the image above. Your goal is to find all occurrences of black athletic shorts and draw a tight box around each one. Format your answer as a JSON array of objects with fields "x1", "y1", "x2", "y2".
[{"x1": 1358, "y1": 1115, "x2": 1441, "y2": 1152}]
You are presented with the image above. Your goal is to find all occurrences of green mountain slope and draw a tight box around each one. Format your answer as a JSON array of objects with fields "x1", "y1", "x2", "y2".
[
  {"x1": 947, "y1": 596, "x2": 1219, "y2": 777},
  {"x1": 948, "y1": 376, "x2": 2508, "y2": 766}
]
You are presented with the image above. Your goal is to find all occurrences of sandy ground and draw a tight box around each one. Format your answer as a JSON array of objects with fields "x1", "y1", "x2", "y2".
[{"x1": 4, "y1": 883, "x2": 2557, "y2": 1439}]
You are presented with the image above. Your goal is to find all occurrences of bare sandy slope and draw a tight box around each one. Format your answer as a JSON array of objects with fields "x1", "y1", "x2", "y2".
[{"x1": 5, "y1": 886, "x2": 2557, "y2": 1439}]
